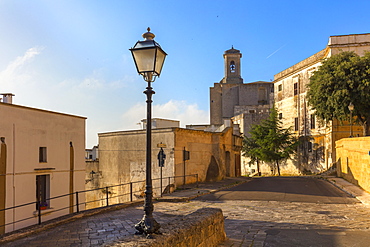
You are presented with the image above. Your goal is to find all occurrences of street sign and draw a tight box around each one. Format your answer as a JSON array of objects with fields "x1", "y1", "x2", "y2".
[
  {"x1": 157, "y1": 143, "x2": 167, "y2": 148},
  {"x1": 158, "y1": 147, "x2": 166, "y2": 167},
  {"x1": 183, "y1": 150, "x2": 190, "y2": 161}
]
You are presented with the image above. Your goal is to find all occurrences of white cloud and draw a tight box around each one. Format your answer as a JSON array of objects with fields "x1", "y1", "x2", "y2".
[
  {"x1": 0, "y1": 46, "x2": 44, "y2": 87},
  {"x1": 0, "y1": 48, "x2": 210, "y2": 149},
  {"x1": 121, "y1": 100, "x2": 209, "y2": 130}
]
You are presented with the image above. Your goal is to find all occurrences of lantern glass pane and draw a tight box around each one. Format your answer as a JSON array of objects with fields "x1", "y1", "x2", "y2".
[
  {"x1": 132, "y1": 48, "x2": 156, "y2": 73},
  {"x1": 154, "y1": 48, "x2": 166, "y2": 76}
]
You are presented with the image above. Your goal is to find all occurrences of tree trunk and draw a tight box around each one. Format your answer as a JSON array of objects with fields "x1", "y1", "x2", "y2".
[
  {"x1": 364, "y1": 118, "x2": 370, "y2": 136},
  {"x1": 276, "y1": 160, "x2": 281, "y2": 176}
]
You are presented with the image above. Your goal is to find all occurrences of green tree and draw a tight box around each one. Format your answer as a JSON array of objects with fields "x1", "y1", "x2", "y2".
[
  {"x1": 307, "y1": 51, "x2": 370, "y2": 136},
  {"x1": 242, "y1": 107, "x2": 299, "y2": 176}
]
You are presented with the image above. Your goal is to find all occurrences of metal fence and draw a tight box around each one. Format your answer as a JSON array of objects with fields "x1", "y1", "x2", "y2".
[{"x1": 0, "y1": 174, "x2": 198, "y2": 234}]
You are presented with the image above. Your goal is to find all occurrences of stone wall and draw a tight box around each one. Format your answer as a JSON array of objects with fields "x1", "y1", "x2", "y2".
[
  {"x1": 336, "y1": 137, "x2": 370, "y2": 193},
  {"x1": 91, "y1": 127, "x2": 242, "y2": 210},
  {"x1": 110, "y1": 208, "x2": 226, "y2": 247},
  {"x1": 174, "y1": 127, "x2": 241, "y2": 181}
]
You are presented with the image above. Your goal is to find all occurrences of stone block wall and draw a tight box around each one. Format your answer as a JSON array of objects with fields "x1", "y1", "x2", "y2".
[
  {"x1": 336, "y1": 137, "x2": 370, "y2": 193},
  {"x1": 110, "y1": 208, "x2": 226, "y2": 247}
]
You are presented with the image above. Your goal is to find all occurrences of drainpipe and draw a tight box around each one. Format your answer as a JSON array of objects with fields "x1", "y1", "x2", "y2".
[
  {"x1": 69, "y1": 142, "x2": 74, "y2": 214},
  {"x1": 0, "y1": 137, "x2": 6, "y2": 234}
]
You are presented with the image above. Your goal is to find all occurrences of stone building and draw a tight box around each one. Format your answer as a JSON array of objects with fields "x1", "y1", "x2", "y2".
[
  {"x1": 210, "y1": 47, "x2": 274, "y2": 129},
  {"x1": 0, "y1": 95, "x2": 86, "y2": 234},
  {"x1": 85, "y1": 125, "x2": 242, "y2": 209},
  {"x1": 210, "y1": 47, "x2": 274, "y2": 175},
  {"x1": 273, "y1": 33, "x2": 368, "y2": 175}
]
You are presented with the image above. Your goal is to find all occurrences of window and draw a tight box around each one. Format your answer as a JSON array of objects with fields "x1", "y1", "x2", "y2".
[
  {"x1": 310, "y1": 115, "x2": 316, "y2": 129},
  {"x1": 39, "y1": 147, "x2": 47, "y2": 163},
  {"x1": 36, "y1": 175, "x2": 50, "y2": 210},
  {"x1": 230, "y1": 61, "x2": 235, "y2": 73},
  {"x1": 308, "y1": 142, "x2": 313, "y2": 152},
  {"x1": 293, "y1": 83, "x2": 298, "y2": 95},
  {"x1": 258, "y1": 87, "x2": 267, "y2": 104},
  {"x1": 279, "y1": 113, "x2": 283, "y2": 119},
  {"x1": 278, "y1": 84, "x2": 282, "y2": 91},
  {"x1": 294, "y1": 118, "x2": 299, "y2": 131}
]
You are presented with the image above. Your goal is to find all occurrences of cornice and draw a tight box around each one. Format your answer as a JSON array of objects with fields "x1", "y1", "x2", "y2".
[{"x1": 274, "y1": 48, "x2": 328, "y2": 82}]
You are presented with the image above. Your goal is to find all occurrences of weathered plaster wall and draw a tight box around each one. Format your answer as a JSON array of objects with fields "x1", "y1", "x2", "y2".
[
  {"x1": 336, "y1": 137, "x2": 370, "y2": 193},
  {"x1": 175, "y1": 127, "x2": 242, "y2": 182},
  {"x1": 274, "y1": 59, "x2": 331, "y2": 174},
  {"x1": 91, "y1": 127, "x2": 242, "y2": 209},
  {"x1": 97, "y1": 129, "x2": 176, "y2": 206},
  {"x1": 273, "y1": 33, "x2": 370, "y2": 175},
  {"x1": 85, "y1": 161, "x2": 101, "y2": 209}
]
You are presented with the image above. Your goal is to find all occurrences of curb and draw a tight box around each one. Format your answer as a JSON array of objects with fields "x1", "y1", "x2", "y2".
[
  {"x1": 321, "y1": 177, "x2": 356, "y2": 198},
  {"x1": 319, "y1": 176, "x2": 370, "y2": 207}
]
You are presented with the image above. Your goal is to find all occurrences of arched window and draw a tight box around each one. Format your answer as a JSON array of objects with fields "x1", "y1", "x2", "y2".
[{"x1": 230, "y1": 61, "x2": 235, "y2": 73}]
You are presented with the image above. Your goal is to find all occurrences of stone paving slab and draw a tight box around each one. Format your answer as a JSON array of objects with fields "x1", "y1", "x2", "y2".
[
  {"x1": 0, "y1": 177, "x2": 250, "y2": 246},
  {"x1": 1, "y1": 176, "x2": 369, "y2": 247}
]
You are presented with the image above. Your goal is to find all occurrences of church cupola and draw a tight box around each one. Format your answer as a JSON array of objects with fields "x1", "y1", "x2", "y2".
[{"x1": 222, "y1": 46, "x2": 243, "y2": 84}]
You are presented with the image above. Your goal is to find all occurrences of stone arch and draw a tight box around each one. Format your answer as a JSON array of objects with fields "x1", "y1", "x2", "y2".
[{"x1": 230, "y1": 61, "x2": 235, "y2": 73}]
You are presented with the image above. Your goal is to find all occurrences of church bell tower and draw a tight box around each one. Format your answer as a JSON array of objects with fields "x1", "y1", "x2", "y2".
[{"x1": 222, "y1": 46, "x2": 243, "y2": 84}]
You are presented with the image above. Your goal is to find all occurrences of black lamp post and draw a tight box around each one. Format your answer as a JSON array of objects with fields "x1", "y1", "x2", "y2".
[
  {"x1": 130, "y1": 28, "x2": 167, "y2": 238},
  {"x1": 348, "y1": 102, "x2": 354, "y2": 137}
]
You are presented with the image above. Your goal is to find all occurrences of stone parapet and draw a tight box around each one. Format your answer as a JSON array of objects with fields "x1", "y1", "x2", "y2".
[
  {"x1": 336, "y1": 137, "x2": 370, "y2": 193},
  {"x1": 110, "y1": 208, "x2": 226, "y2": 247}
]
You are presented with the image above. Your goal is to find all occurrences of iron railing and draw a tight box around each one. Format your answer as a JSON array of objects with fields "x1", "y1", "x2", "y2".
[{"x1": 0, "y1": 174, "x2": 198, "y2": 234}]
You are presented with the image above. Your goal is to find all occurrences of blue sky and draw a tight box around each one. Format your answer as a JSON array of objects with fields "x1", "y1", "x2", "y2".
[{"x1": 1, "y1": 0, "x2": 369, "y2": 148}]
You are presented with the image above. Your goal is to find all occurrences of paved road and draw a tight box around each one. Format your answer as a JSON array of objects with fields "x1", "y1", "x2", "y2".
[
  {"x1": 2, "y1": 177, "x2": 370, "y2": 246},
  {"x1": 192, "y1": 177, "x2": 370, "y2": 247},
  {"x1": 195, "y1": 176, "x2": 358, "y2": 204}
]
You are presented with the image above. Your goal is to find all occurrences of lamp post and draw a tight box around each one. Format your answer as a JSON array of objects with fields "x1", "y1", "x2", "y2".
[
  {"x1": 130, "y1": 28, "x2": 167, "y2": 238},
  {"x1": 348, "y1": 102, "x2": 354, "y2": 137}
]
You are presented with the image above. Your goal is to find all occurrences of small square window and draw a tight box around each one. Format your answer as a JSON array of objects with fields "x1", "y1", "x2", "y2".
[
  {"x1": 278, "y1": 84, "x2": 282, "y2": 91},
  {"x1": 39, "y1": 147, "x2": 47, "y2": 163},
  {"x1": 279, "y1": 113, "x2": 283, "y2": 119}
]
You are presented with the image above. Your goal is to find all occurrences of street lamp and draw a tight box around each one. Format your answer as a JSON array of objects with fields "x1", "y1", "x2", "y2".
[
  {"x1": 348, "y1": 102, "x2": 354, "y2": 137},
  {"x1": 130, "y1": 28, "x2": 167, "y2": 238}
]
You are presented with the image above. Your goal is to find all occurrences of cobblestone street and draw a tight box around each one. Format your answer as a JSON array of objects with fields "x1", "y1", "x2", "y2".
[
  {"x1": 201, "y1": 200, "x2": 370, "y2": 246},
  {"x1": 2, "y1": 177, "x2": 370, "y2": 246}
]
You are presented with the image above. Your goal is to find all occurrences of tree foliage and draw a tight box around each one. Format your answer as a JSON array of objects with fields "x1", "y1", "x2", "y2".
[
  {"x1": 242, "y1": 107, "x2": 299, "y2": 176},
  {"x1": 307, "y1": 51, "x2": 370, "y2": 136}
]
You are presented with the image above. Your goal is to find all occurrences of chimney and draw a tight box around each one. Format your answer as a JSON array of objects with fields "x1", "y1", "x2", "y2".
[{"x1": 1, "y1": 93, "x2": 15, "y2": 104}]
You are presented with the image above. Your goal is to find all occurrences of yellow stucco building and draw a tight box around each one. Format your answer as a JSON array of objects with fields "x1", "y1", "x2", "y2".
[{"x1": 0, "y1": 96, "x2": 86, "y2": 233}]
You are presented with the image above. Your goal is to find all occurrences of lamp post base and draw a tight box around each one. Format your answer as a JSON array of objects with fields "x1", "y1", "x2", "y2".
[{"x1": 134, "y1": 215, "x2": 161, "y2": 238}]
